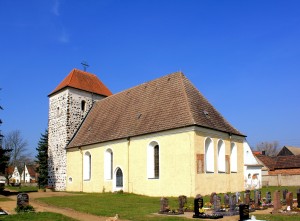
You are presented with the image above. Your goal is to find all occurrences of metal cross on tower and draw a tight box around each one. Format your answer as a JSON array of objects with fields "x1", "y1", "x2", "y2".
[{"x1": 81, "y1": 61, "x2": 89, "y2": 71}]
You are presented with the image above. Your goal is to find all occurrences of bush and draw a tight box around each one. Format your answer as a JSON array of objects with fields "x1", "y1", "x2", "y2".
[{"x1": 15, "y1": 204, "x2": 35, "y2": 213}]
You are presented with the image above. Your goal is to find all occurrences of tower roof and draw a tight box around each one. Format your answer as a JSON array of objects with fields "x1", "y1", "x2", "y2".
[
  {"x1": 49, "y1": 68, "x2": 112, "y2": 97},
  {"x1": 68, "y1": 72, "x2": 245, "y2": 148}
]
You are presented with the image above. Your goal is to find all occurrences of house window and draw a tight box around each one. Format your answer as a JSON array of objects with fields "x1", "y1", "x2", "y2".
[
  {"x1": 230, "y1": 143, "x2": 237, "y2": 172},
  {"x1": 84, "y1": 151, "x2": 91, "y2": 180},
  {"x1": 205, "y1": 138, "x2": 214, "y2": 173},
  {"x1": 104, "y1": 149, "x2": 113, "y2": 180},
  {"x1": 81, "y1": 100, "x2": 86, "y2": 112},
  {"x1": 147, "y1": 141, "x2": 160, "y2": 179},
  {"x1": 218, "y1": 140, "x2": 225, "y2": 173}
]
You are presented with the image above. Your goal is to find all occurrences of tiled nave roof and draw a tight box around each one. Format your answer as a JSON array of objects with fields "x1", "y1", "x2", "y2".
[{"x1": 68, "y1": 72, "x2": 245, "y2": 148}]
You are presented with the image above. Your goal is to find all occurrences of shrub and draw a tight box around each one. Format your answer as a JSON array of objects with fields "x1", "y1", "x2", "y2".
[{"x1": 15, "y1": 204, "x2": 35, "y2": 213}]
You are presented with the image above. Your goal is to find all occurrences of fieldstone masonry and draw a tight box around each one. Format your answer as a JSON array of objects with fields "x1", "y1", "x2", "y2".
[{"x1": 48, "y1": 88, "x2": 105, "y2": 191}]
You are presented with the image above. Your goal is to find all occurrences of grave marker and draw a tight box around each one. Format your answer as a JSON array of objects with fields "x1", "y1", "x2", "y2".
[
  {"x1": 272, "y1": 190, "x2": 281, "y2": 213},
  {"x1": 193, "y1": 194, "x2": 203, "y2": 218},
  {"x1": 297, "y1": 189, "x2": 300, "y2": 208},
  {"x1": 17, "y1": 193, "x2": 29, "y2": 207},
  {"x1": 239, "y1": 204, "x2": 249, "y2": 221}
]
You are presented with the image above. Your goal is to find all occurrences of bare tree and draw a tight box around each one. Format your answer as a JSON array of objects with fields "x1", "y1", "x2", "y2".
[
  {"x1": 256, "y1": 141, "x2": 279, "y2": 156},
  {"x1": 4, "y1": 130, "x2": 28, "y2": 167}
]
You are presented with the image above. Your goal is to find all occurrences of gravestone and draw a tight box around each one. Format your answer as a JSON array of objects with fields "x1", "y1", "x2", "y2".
[
  {"x1": 244, "y1": 190, "x2": 250, "y2": 205},
  {"x1": 272, "y1": 190, "x2": 281, "y2": 213},
  {"x1": 266, "y1": 191, "x2": 272, "y2": 204},
  {"x1": 239, "y1": 204, "x2": 249, "y2": 221},
  {"x1": 17, "y1": 193, "x2": 29, "y2": 207},
  {"x1": 159, "y1": 197, "x2": 169, "y2": 213},
  {"x1": 213, "y1": 195, "x2": 221, "y2": 212},
  {"x1": 235, "y1": 192, "x2": 241, "y2": 204},
  {"x1": 282, "y1": 189, "x2": 288, "y2": 204},
  {"x1": 286, "y1": 192, "x2": 293, "y2": 209},
  {"x1": 193, "y1": 194, "x2": 204, "y2": 218},
  {"x1": 210, "y1": 192, "x2": 216, "y2": 204},
  {"x1": 224, "y1": 194, "x2": 230, "y2": 208},
  {"x1": 178, "y1": 195, "x2": 187, "y2": 214},
  {"x1": 254, "y1": 190, "x2": 261, "y2": 207},
  {"x1": 297, "y1": 189, "x2": 300, "y2": 208},
  {"x1": 229, "y1": 195, "x2": 237, "y2": 211}
]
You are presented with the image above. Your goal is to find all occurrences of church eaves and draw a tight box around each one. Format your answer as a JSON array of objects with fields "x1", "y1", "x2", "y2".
[
  {"x1": 68, "y1": 72, "x2": 245, "y2": 148},
  {"x1": 49, "y1": 68, "x2": 112, "y2": 97}
]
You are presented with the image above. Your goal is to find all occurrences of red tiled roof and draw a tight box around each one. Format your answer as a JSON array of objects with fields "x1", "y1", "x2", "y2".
[
  {"x1": 49, "y1": 69, "x2": 112, "y2": 97},
  {"x1": 6, "y1": 166, "x2": 14, "y2": 174},
  {"x1": 269, "y1": 168, "x2": 300, "y2": 175},
  {"x1": 68, "y1": 72, "x2": 245, "y2": 148},
  {"x1": 255, "y1": 155, "x2": 276, "y2": 170},
  {"x1": 26, "y1": 165, "x2": 36, "y2": 177},
  {"x1": 256, "y1": 155, "x2": 300, "y2": 171},
  {"x1": 274, "y1": 155, "x2": 300, "y2": 169}
]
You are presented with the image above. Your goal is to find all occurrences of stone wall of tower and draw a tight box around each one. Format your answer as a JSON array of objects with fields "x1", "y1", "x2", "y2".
[{"x1": 48, "y1": 88, "x2": 105, "y2": 190}]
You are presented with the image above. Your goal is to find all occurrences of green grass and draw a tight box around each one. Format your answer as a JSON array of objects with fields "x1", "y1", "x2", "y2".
[
  {"x1": 38, "y1": 192, "x2": 190, "y2": 221},
  {"x1": 0, "y1": 212, "x2": 77, "y2": 221},
  {"x1": 36, "y1": 186, "x2": 300, "y2": 221},
  {"x1": 4, "y1": 186, "x2": 38, "y2": 193},
  {"x1": 255, "y1": 214, "x2": 300, "y2": 221}
]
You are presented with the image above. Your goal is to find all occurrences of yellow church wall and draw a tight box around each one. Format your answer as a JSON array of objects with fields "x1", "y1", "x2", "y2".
[
  {"x1": 194, "y1": 128, "x2": 245, "y2": 196},
  {"x1": 66, "y1": 126, "x2": 245, "y2": 197},
  {"x1": 127, "y1": 129, "x2": 195, "y2": 197}
]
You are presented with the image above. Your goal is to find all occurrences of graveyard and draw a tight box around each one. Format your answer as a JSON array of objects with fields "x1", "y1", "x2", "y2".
[{"x1": 0, "y1": 186, "x2": 300, "y2": 221}]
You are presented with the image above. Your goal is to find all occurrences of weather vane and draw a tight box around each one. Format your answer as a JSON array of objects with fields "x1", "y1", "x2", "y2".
[{"x1": 81, "y1": 61, "x2": 89, "y2": 71}]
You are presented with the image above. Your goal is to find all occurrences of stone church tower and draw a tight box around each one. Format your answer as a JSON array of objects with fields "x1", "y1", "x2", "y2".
[{"x1": 48, "y1": 69, "x2": 112, "y2": 190}]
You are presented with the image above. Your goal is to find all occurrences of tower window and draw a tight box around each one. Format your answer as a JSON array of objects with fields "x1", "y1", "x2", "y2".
[{"x1": 81, "y1": 100, "x2": 86, "y2": 112}]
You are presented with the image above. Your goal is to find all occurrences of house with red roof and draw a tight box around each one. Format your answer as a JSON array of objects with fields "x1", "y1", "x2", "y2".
[
  {"x1": 255, "y1": 153, "x2": 300, "y2": 186},
  {"x1": 20, "y1": 165, "x2": 37, "y2": 183},
  {"x1": 48, "y1": 69, "x2": 248, "y2": 196}
]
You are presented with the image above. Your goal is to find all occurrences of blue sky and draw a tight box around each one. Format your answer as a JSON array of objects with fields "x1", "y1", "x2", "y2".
[{"x1": 1, "y1": 0, "x2": 300, "y2": 158}]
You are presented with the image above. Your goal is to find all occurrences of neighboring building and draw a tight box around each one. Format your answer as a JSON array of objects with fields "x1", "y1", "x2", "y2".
[
  {"x1": 7, "y1": 166, "x2": 21, "y2": 184},
  {"x1": 21, "y1": 165, "x2": 37, "y2": 183},
  {"x1": 243, "y1": 141, "x2": 263, "y2": 190},
  {"x1": 49, "y1": 69, "x2": 247, "y2": 196},
  {"x1": 255, "y1": 153, "x2": 300, "y2": 186},
  {"x1": 277, "y1": 146, "x2": 300, "y2": 156}
]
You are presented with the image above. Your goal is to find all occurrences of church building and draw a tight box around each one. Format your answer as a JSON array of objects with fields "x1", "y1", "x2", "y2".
[{"x1": 48, "y1": 68, "x2": 246, "y2": 197}]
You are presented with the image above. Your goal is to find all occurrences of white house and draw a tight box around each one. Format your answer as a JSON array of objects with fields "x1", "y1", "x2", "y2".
[
  {"x1": 20, "y1": 165, "x2": 37, "y2": 183},
  {"x1": 243, "y1": 141, "x2": 263, "y2": 189}
]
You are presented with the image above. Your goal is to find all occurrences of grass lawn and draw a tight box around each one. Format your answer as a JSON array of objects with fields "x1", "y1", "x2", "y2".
[
  {"x1": 0, "y1": 212, "x2": 77, "y2": 221},
  {"x1": 36, "y1": 186, "x2": 300, "y2": 221},
  {"x1": 4, "y1": 186, "x2": 38, "y2": 193}
]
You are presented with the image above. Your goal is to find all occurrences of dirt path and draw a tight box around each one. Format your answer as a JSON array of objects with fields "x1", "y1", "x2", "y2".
[
  {"x1": 0, "y1": 191, "x2": 125, "y2": 221},
  {"x1": 0, "y1": 190, "x2": 272, "y2": 221}
]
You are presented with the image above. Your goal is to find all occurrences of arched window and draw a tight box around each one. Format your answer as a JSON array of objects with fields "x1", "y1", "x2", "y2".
[
  {"x1": 205, "y1": 138, "x2": 214, "y2": 173},
  {"x1": 81, "y1": 100, "x2": 86, "y2": 112},
  {"x1": 116, "y1": 168, "x2": 123, "y2": 187},
  {"x1": 147, "y1": 141, "x2": 160, "y2": 179},
  {"x1": 218, "y1": 140, "x2": 225, "y2": 173},
  {"x1": 83, "y1": 151, "x2": 91, "y2": 180},
  {"x1": 231, "y1": 143, "x2": 237, "y2": 172},
  {"x1": 104, "y1": 149, "x2": 113, "y2": 180}
]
